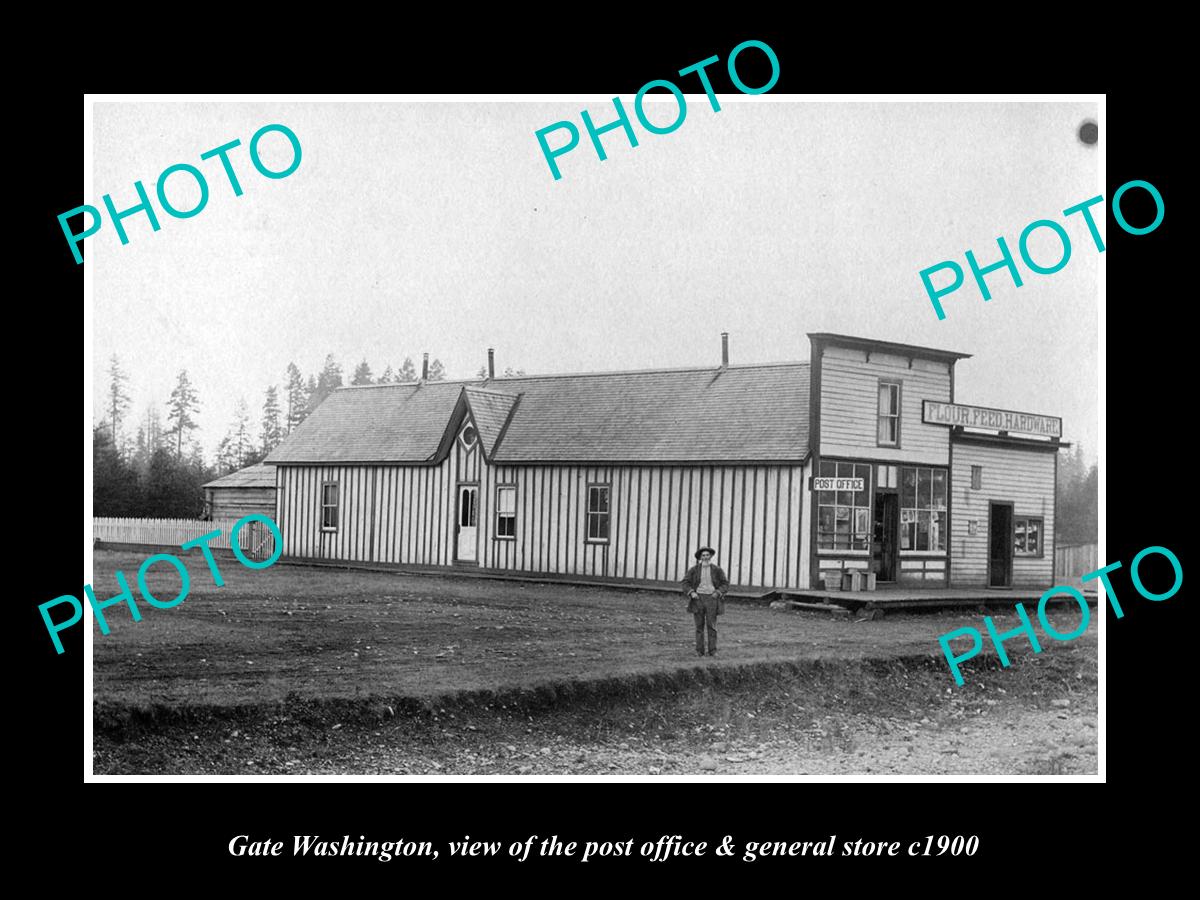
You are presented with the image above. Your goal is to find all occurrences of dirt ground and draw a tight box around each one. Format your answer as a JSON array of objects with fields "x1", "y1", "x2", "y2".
[
  {"x1": 91, "y1": 551, "x2": 1099, "y2": 776},
  {"x1": 91, "y1": 551, "x2": 1092, "y2": 704}
]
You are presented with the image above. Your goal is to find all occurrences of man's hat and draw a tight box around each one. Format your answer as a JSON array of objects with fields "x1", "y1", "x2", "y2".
[{"x1": 694, "y1": 546, "x2": 716, "y2": 559}]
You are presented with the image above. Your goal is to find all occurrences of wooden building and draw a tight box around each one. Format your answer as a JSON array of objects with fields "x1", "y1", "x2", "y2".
[
  {"x1": 265, "y1": 336, "x2": 1065, "y2": 591},
  {"x1": 202, "y1": 463, "x2": 278, "y2": 521}
]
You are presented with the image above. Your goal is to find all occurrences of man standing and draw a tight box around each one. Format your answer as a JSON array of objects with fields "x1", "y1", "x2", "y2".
[{"x1": 681, "y1": 547, "x2": 729, "y2": 657}]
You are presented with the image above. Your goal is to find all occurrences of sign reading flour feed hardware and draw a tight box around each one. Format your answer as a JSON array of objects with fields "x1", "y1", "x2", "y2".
[{"x1": 922, "y1": 401, "x2": 1062, "y2": 438}]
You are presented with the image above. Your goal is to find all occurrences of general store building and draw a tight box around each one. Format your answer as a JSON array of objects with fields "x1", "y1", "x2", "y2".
[{"x1": 265, "y1": 336, "x2": 1064, "y2": 592}]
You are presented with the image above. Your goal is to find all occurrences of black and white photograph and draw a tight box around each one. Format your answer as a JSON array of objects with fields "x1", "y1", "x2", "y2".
[{"x1": 84, "y1": 94, "x2": 1102, "y2": 778}]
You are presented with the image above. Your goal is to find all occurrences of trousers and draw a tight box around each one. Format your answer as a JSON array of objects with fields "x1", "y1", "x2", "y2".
[{"x1": 693, "y1": 594, "x2": 720, "y2": 654}]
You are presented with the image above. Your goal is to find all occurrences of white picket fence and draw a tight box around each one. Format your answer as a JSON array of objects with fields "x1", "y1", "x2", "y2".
[{"x1": 93, "y1": 517, "x2": 276, "y2": 559}]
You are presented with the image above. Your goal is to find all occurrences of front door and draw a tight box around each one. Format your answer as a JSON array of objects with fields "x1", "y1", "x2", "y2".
[
  {"x1": 989, "y1": 502, "x2": 1013, "y2": 587},
  {"x1": 457, "y1": 484, "x2": 478, "y2": 562},
  {"x1": 873, "y1": 492, "x2": 899, "y2": 582}
]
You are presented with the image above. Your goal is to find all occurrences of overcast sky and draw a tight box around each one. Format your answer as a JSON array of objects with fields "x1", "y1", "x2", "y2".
[{"x1": 91, "y1": 99, "x2": 1099, "y2": 462}]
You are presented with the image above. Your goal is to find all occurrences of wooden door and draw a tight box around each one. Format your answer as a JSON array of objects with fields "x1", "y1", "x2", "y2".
[
  {"x1": 989, "y1": 502, "x2": 1013, "y2": 587},
  {"x1": 457, "y1": 484, "x2": 479, "y2": 562}
]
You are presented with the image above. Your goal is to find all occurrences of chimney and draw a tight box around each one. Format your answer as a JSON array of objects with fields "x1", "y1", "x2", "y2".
[
  {"x1": 422, "y1": 352, "x2": 429, "y2": 381},
  {"x1": 488, "y1": 348, "x2": 495, "y2": 380},
  {"x1": 721, "y1": 332, "x2": 729, "y2": 367}
]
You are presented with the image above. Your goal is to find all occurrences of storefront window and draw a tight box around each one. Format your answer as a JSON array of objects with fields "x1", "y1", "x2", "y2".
[
  {"x1": 1014, "y1": 516, "x2": 1042, "y2": 556},
  {"x1": 899, "y1": 465, "x2": 947, "y2": 551},
  {"x1": 818, "y1": 460, "x2": 872, "y2": 550}
]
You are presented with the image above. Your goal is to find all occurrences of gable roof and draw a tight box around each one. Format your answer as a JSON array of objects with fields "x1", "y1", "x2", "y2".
[
  {"x1": 265, "y1": 362, "x2": 811, "y2": 465},
  {"x1": 266, "y1": 382, "x2": 464, "y2": 464},
  {"x1": 463, "y1": 387, "x2": 520, "y2": 458},
  {"x1": 202, "y1": 463, "x2": 276, "y2": 489}
]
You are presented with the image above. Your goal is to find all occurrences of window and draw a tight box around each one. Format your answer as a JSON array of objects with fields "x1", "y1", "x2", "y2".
[
  {"x1": 1014, "y1": 516, "x2": 1043, "y2": 556},
  {"x1": 586, "y1": 484, "x2": 611, "y2": 542},
  {"x1": 899, "y1": 466, "x2": 947, "y2": 552},
  {"x1": 321, "y1": 482, "x2": 339, "y2": 530},
  {"x1": 877, "y1": 380, "x2": 901, "y2": 447},
  {"x1": 460, "y1": 423, "x2": 477, "y2": 448},
  {"x1": 817, "y1": 461, "x2": 872, "y2": 550},
  {"x1": 971, "y1": 465, "x2": 983, "y2": 490},
  {"x1": 496, "y1": 485, "x2": 516, "y2": 539}
]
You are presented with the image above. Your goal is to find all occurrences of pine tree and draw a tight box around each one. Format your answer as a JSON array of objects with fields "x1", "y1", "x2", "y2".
[
  {"x1": 379, "y1": 365, "x2": 395, "y2": 384},
  {"x1": 308, "y1": 355, "x2": 344, "y2": 411},
  {"x1": 261, "y1": 385, "x2": 283, "y2": 453},
  {"x1": 476, "y1": 364, "x2": 488, "y2": 379},
  {"x1": 352, "y1": 359, "x2": 374, "y2": 385},
  {"x1": 304, "y1": 374, "x2": 319, "y2": 413},
  {"x1": 93, "y1": 425, "x2": 141, "y2": 516},
  {"x1": 166, "y1": 370, "x2": 200, "y2": 460},
  {"x1": 284, "y1": 362, "x2": 307, "y2": 433},
  {"x1": 398, "y1": 357, "x2": 418, "y2": 383},
  {"x1": 215, "y1": 435, "x2": 234, "y2": 474},
  {"x1": 428, "y1": 358, "x2": 446, "y2": 381},
  {"x1": 230, "y1": 398, "x2": 252, "y2": 469},
  {"x1": 107, "y1": 355, "x2": 132, "y2": 451}
]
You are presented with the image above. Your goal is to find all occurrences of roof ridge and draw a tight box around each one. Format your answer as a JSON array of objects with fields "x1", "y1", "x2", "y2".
[
  {"x1": 494, "y1": 361, "x2": 810, "y2": 380},
  {"x1": 332, "y1": 360, "x2": 811, "y2": 393},
  {"x1": 465, "y1": 386, "x2": 523, "y2": 399}
]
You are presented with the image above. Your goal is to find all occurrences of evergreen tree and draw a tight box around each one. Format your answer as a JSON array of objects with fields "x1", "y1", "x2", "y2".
[
  {"x1": 186, "y1": 438, "x2": 208, "y2": 472},
  {"x1": 304, "y1": 374, "x2": 319, "y2": 413},
  {"x1": 1057, "y1": 449, "x2": 1098, "y2": 545},
  {"x1": 398, "y1": 357, "x2": 418, "y2": 382},
  {"x1": 352, "y1": 359, "x2": 374, "y2": 385},
  {"x1": 107, "y1": 354, "x2": 132, "y2": 451},
  {"x1": 228, "y1": 398, "x2": 253, "y2": 470},
  {"x1": 144, "y1": 447, "x2": 206, "y2": 517},
  {"x1": 261, "y1": 385, "x2": 283, "y2": 453},
  {"x1": 428, "y1": 358, "x2": 446, "y2": 381},
  {"x1": 284, "y1": 362, "x2": 307, "y2": 433},
  {"x1": 93, "y1": 425, "x2": 141, "y2": 516},
  {"x1": 307, "y1": 355, "x2": 344, "y2": 412},
  {"x1": 379, "y1": 364, "x2": 395, "y2": 384},
  {"x1": 165, "y1": 370, "x2": 200, "y2": 460},
  {"x1": 477, "y1": 363, "x2": 526, "y2": 379},
  {"x1": 215, "y1": 435, "x2": 235, "y2": 475}
]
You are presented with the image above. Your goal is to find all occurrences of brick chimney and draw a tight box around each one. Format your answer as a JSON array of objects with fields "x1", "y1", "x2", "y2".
[
  {"x1": 488, "y1": 348, "x2": 495, "y2": 380},
  {"x1": 721, "y1": 332, "x2": 729, "y2": 367},
  {"x1": 422, "y1": 352, "x2": 429, "y2": 381}
]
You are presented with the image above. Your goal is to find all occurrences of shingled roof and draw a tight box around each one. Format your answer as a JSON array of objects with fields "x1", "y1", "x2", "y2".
[
  {"x1": 265, "y1": 362, "x2": 810, "y2": 465},
  {"x1": 202, "y1": 463, "x2": 276, "y2": 489}
]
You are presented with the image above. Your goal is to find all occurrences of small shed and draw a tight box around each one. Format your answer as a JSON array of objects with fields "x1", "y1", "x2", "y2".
[{"x1": 203, "y1": 463, "x2": 277, "y2": 521}]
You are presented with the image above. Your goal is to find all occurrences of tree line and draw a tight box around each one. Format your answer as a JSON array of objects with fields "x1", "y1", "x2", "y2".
[
  {"x1": 95, "y1": 352, "x2": 452, "y2": 517},
  {"x1": 1056, "y1": 444, "x2": 1098, "y2": 545}
]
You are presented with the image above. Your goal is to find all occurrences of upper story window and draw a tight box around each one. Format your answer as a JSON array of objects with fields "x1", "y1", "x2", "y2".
[
  {"x1": 460, "y1": 423, "x2": 478, "y2": 449},
  {"x1": 877, "y1": 380, "x2": 901, "y2": 447},
  {"x1": 321, "y1": 482, "x2": 339, "y2": 530}
]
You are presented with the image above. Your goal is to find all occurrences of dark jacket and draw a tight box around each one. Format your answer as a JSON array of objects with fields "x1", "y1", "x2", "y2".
[{"x1": 681, "y1": 564, "x2": 729, "y2": 615}]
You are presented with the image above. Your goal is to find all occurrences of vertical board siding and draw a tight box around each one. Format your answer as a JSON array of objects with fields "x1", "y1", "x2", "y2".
[
  {"x1": 820, "y1": 346, "x2": 951, "y2": 465},
  {"x1": 278, "y1": 459, "x2": 807, "y2": 590},
  {"x1": 951, "y1": 442, "x2": 1056, "y2": 588}
]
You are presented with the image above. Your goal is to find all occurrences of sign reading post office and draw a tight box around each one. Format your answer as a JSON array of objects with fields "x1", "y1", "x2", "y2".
[{"x1": 812, "y1": 477, "x2": 865, "y2": 492}]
